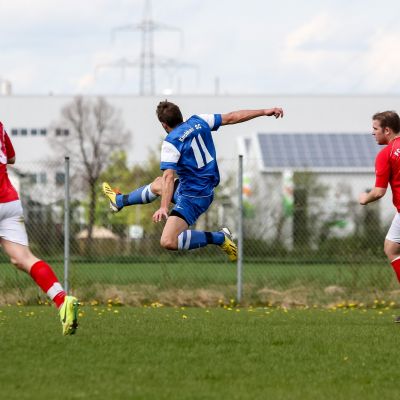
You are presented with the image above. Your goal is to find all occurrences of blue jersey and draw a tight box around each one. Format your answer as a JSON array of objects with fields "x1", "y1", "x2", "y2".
[{"x1": 160, "y1": 114, "x2": 222, "y2": 196}]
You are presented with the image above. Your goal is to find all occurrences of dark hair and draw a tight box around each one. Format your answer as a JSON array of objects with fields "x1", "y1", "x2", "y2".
[
  {"x1": 373, "y1": 111, "x2": 400, "y2": 133},
  {"x1": 156, "y1": 100, "x2": 183, "y2": 128}
]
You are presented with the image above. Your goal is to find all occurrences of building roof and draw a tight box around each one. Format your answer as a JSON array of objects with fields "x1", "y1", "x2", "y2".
[{"x1": 256, "y1": 133, "x2": 379, "y2": 171}]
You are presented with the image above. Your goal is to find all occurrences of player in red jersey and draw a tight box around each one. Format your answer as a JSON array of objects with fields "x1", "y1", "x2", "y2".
[
  {"x1": 0, "y1": 122, "x2": 78, "y2": 335},
  {"x1": 359, "y1": 111, "x2": 400, "y2": 321}
]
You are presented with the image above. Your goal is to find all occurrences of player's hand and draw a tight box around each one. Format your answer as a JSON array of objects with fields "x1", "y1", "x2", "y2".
[
  {"x1": 265, "y1": 107, "x2": 284, "y2": 119},
  {"x1": 359, "y1": 192, "x2": 368, "y2": 205},
  {"x1": 153, "y1": 207, "x2": 169, "y2": 223}
]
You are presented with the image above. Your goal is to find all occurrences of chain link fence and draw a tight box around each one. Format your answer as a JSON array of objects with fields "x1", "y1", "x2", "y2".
[{"x1": 0, "y1": 157, "x2": 398, "y2": 307}]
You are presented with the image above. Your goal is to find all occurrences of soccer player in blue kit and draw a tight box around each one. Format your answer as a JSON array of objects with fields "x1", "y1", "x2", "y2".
[{"x1": 103, "y1": 101, "x2": 283, "y2": 261}]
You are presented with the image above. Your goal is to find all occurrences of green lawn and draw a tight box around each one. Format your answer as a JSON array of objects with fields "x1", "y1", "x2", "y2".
[
  {"x1": 0, "y1": 261, "x2": 394, "y2": 289},
  {"x1": 1, "y1": 306, "x2": 399, "y2": 400},
  {"x1": 0, "y1": 261, "x2": 397, "y2": 306}
]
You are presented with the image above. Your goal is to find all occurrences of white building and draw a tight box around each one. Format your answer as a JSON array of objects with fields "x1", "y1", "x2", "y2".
[{"x1": 237, "y1": 132, "x2": 392, "y2": 247}]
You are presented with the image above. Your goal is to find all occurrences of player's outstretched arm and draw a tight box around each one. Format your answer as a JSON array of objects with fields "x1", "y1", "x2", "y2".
[{"x1": 221, "y1": 108, "x2": 284, "y2": 125}]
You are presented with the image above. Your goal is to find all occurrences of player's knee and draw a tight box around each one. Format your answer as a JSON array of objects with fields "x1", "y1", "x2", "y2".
[
  {"x1": 384, "y1": 246, "x2": 399, "y2": 262},
  {"x1": 151, "y1": 177, "x2": 163, "y2": 196},
  {"x1": 160, "y1": 236, "x2": 177, "y2": 250},
  {"x1": 10, "y1": 256, "x2": 25, "y2": 271}
]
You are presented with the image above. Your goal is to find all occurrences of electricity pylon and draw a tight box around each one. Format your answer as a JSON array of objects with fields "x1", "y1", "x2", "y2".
[{"x1": 104, "y1": 0, "x2": 191, "y2": 95}]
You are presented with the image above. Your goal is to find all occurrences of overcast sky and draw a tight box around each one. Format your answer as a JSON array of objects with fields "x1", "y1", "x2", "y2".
[{"x1": 1, "y1": 0, "x2": 400, "y2": 96}]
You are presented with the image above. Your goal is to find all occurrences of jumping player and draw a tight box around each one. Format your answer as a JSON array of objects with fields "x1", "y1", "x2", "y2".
[
  {"x1": 359, "y1": 111, "x2": 400, "y2": 321},
  {"x1": 0, "y1": 121, "x2": 78, "y2": 335},
  {"x1": 103, "y1": 101, "x2": 283, "y2": 260}
]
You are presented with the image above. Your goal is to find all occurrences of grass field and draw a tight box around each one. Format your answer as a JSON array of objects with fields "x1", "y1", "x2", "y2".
[
  {"x1": 1, "y1": 305, "x2": 400, "y2": 400},
  {"x1": 0, "y1": 261, "x2": 397, "y2": 306}
]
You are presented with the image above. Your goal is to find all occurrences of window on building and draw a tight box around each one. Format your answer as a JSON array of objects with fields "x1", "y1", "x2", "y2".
[
  {"x1": 55, "y1": 128, "x2": 70, "y2": 137},
  {"x1": 20, "y1": 129, "x2": 27, "y2": 136},
  {"x1": 31, "y1": 129, "x2": 37, "y2": 136},
  {"x1": 39, "y1": 173, "x2": 47, "y2": 184},
  {"x1": 55, "y1": 172, "x2": 65, "y2": 186},
  {"x1": 11, "y1": 129, "x2": 18, "y2": 136},
  {"x1": 40, "y1": 129, "x2": 47, "y2": 136},
  {"x1": 29, "y1": 173, "x2": 37, "y2": 184}
]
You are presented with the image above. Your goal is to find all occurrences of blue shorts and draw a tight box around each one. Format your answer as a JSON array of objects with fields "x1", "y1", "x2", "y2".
[{"x1": 171, "y1": 191, "x2": 214, "y2": 226}]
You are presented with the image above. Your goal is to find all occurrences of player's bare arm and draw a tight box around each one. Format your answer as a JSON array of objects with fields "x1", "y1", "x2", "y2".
[
  {"x1": 221, "y1": 107, "x2": 284, "y2": 125},
  {"x1": 359, "y1": 187, "x2": 387, "y2": 205},
  {"x1": 153, "y1": 168, "x2": 175, "y2": 222}
]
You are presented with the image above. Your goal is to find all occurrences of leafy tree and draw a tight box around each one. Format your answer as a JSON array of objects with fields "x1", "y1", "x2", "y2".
[
  {"x1": 52, "y1": 96, "x2": 130, "y2": 252},
  {"x1": 292, "y1": 171, "x2": 328, "y2": 250}
]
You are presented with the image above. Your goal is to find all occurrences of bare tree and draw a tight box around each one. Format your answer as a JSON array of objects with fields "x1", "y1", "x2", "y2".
[{"x1": 52, "y1": 96, "x2": 130, "y2": 249}]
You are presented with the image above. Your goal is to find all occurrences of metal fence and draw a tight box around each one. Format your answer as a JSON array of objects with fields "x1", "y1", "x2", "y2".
[{"x1": 0, "y1": 156, "x2": 398, "y2": 307}]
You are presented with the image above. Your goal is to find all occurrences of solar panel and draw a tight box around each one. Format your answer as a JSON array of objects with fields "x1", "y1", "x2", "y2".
[{"x1": 257, "y1": 133, "x2": 379, "y2": 169}]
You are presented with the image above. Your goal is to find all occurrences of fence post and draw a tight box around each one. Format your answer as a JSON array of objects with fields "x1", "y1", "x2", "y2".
[
  {"x1": 237, "y1": 154, "x2": 244, "y2": 303},
  {"x1": 64, "y1": 156, "x2": 70, "y2": 293}
]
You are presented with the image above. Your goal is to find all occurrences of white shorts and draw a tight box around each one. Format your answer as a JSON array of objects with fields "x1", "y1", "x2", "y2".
[{"x1": 0, "y1": 200, "x2": 29, "y2": 246}]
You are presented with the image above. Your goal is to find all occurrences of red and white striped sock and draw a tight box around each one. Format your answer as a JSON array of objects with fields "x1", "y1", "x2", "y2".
[
  {"x1": 391, "y1": 256, "x2": 400, "y2": 283},
  {"x1": 30, "y1": 260, "x2": 66, "y2": 308}
]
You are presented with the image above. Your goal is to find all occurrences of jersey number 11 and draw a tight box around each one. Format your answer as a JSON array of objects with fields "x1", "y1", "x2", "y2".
[{"x1": 191, "y1": 134, "x2": 214, "y2": 168}]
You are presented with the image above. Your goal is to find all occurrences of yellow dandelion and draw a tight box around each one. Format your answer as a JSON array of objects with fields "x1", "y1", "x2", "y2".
[{"x1": 182, "y1": 315, "x2": 188, "y2": 319}]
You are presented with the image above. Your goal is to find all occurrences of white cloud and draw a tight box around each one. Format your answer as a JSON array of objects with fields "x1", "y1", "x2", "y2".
[
  {"x1": 363, "y1": 29, "x2": 400, "y2": 91},
  {"x1": 285, "y1": 13, "x2": 331, "y2": 50}
]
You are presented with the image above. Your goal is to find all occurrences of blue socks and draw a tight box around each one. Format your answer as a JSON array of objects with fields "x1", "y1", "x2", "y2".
[
  {"x1": 116, "y1": 184, "x2": 158, "y2": 209},
  {"x1": 177, "y1": 230, "x2": 225, "y2": 250}
]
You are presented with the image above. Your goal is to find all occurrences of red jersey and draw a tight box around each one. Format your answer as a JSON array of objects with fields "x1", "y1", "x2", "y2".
[
  {"x1": 0, "y1": 122, "x2": 19, "y2": 203},
  {"x1": 375, "y1": 137, "x2": 400, "y2": 211}
]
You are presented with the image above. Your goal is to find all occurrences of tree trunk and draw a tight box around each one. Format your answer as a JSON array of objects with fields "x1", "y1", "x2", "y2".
[{"x1": 87, "y1": 179, "x2": 97, "y2": 256}]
